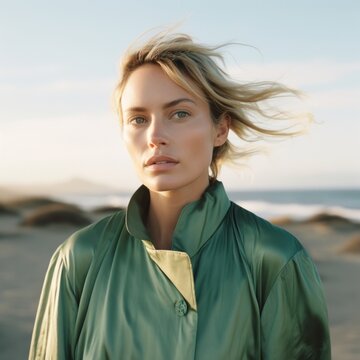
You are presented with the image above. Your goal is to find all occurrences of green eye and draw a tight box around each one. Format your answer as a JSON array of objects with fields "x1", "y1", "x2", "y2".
[
  {"x1": 174, "y1": 111, "x2": 189, "y2": 119},
  {"x1": 131, "y1": 117, "x2": 146, "y2": 125}
]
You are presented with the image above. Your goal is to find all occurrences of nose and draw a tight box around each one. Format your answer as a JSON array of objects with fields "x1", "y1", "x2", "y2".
[{"x1": 147, "y1": 117, "x2": 169, "y2": 148}]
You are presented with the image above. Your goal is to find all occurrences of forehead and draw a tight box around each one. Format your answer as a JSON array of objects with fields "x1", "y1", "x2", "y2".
[{"x1": 121, "y1": 64, "x2": 203, "y2": 110}]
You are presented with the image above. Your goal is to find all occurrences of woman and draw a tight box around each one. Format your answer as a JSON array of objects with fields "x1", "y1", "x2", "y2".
[{"x1": 29, "y1": 32, "x2": 331, "y2": 359}]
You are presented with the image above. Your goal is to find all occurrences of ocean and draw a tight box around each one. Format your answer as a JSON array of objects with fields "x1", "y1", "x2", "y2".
[{"x1": 56, "y1": 188, "x2": 360, "y2": 223}]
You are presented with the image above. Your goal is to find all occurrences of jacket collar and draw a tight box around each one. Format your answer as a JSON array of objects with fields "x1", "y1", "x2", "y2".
[{"x1": 125, "y1": 180, "x2": 231, "y2": 258}]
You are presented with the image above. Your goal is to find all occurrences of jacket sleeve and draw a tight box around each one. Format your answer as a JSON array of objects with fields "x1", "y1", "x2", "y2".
[
  {"x1": 260, "y1": 249, "x2": 331, "y2": 360},
  {"x1": 28, "y1": 245, "x2": 78, "y2": 360}
]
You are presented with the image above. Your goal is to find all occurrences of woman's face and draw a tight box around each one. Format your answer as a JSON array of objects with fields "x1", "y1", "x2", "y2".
[{"x1": 121, "y1": 64, "x2": 228, "y2": 194}]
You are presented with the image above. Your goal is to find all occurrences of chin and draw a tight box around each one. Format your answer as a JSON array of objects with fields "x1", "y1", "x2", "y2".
[
  {"x1": 143, "y1": 177, "x2": 183, "y2": 193},
  {"x1": 141, "y1": 172, "x2": 209, "y2": 194}
]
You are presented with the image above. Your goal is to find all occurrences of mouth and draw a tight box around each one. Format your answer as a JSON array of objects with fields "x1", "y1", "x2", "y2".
[
  {"x1": 152, "y1": 161, "x2": 173, "y2": 164},
  {"x1": 145, "y1": 155, "x2": 179, "y2": 170}
]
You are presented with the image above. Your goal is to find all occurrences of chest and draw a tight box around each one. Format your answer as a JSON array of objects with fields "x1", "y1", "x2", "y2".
[{"x1": 74, "y1": 237, "x2": 261, "y2": 360}]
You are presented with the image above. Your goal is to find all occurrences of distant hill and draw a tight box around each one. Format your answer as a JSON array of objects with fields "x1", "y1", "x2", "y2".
[
  {"x1": 0, "y1": 186, "x2": 27, "y2": 202},
  {"x1": 0, "y1": 178, "x2": 123, "y2": 199}
]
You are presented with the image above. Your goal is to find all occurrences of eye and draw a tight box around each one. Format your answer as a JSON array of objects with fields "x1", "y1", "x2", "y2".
[
  {"x1": 129, "y1": 116, "x2": 147, "y2": 125},
  {"x1": 172, "y1": 111, "x2": 190, "y2": 119}
]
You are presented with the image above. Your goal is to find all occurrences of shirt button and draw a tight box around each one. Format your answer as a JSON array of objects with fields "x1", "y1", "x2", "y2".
[{"x1": 175, "y1": 299, "x2": 188, "y2": 316}]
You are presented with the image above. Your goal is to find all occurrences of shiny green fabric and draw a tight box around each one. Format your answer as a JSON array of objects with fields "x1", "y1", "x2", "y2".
[{"x1": 29, "y1": 181, "x2": 331, "y2": 359}]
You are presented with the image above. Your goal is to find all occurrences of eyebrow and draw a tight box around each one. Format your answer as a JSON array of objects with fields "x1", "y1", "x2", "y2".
[{"x1": 124, "y1": 98, "x2": 196, "y2": 113}]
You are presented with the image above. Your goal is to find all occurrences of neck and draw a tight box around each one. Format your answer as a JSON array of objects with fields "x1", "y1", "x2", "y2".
[{"x1": 146, "y1": 179, "x2": 210, "y2": 250}]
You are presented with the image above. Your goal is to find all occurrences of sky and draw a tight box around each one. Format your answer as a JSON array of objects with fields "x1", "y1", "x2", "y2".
[{"x1": 1, "y1": 0, "x2": 359, "y2": 191}]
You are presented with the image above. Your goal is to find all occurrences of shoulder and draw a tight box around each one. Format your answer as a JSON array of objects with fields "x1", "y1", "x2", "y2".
[
  {"x1": 228, "y1": 202, "x2": 305, "y2": 305},
  {"x1": 61, "y1": 210, "x2": 126, "y2": 259},
  {"x1": 59, "y1": 210, "x2": 126, "y2": 296},
  {"x1": 229, "y1": 201, "x2": 303, "y2": 260}
]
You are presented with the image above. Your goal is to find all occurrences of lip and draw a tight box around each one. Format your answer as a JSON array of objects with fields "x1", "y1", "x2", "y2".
[{"x1": 144, "y1": 155, "x2": 179, "y2": 171}]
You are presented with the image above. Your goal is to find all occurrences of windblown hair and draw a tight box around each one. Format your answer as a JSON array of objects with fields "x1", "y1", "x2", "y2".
[{"x1": 114, "y1": 31, "x2": 311, "y2": 178}]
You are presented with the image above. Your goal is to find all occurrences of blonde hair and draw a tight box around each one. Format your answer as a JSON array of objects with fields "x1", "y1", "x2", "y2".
[{"x1": 114, "y1": 31, "x2": 311, "y2": 179}]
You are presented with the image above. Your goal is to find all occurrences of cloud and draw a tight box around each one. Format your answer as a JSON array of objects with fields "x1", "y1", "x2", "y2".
[
  {"x1": 227, "y1": 60, "x2": 360, "y2": 111},
  {"x1": 308, "y1": 88, "x2": 360, "y2": 110},
  {"x1": 0, "y1": 62, "x2": 115, "y2": 97},
  {"x1": 41, "y1": 78, "x2": 115, "y2": 94},
  {"x1": 0, "y1": 64, "x2": 60, "y2": 79},
  {"x1": 0, "y1": 113, "x2": 119, "y2": 152},
  {"x1": 0, "y1": 77, "x2": 114, "y2": 95},
  {"x1": 0, "y1": 113, "x2": 135, "y2": 187},
  {"x1": 229, "y1": 60, "x2": 360, "y2": 87},
  {"x1": 1, "y1": 59, "x2": 359, "y2": 102}
]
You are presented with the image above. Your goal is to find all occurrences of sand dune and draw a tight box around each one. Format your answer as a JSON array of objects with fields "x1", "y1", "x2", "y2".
[
  {"x1": 20, "y1": 204, "x2": 92, "y2": 227},
  {"x1": 340, "y1": 234, "x2": 360, "y2": 254}
]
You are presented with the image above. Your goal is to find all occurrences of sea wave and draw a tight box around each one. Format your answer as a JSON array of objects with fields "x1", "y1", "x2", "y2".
[
  {"x1": 54, "y1": 194, "x2": 131, "y2": 210},
  {"x1": 238, "y1": 200, "x2": 360, "y2": 222}
]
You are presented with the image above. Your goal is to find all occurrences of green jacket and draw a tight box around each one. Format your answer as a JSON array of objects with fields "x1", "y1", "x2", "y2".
[{"x1": 29, "y1": 181, "x2": 331, "y2": 359}]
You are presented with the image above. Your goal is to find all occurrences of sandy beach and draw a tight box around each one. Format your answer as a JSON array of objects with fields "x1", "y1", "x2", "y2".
[{"x1": 1, "y1": 197, "x2": 359, "y2": 359}]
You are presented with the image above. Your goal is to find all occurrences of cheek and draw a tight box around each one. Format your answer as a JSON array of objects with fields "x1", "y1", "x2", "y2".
[
  {"x1": 123, "y1": 131, "x2": 142, "y2": 164},
  {"x1": 184, "y1": 127, "x2": 215, "y2": 162}
]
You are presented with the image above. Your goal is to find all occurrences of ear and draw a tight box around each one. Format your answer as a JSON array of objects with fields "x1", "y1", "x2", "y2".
[{"x1": 214, "y1": 114, "x2": 230, "y2": 147}]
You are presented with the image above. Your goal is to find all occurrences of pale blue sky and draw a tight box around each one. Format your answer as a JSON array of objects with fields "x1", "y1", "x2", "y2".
[{"x1": 1, "y1": 0, "x2": 359, "y2": 190}]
